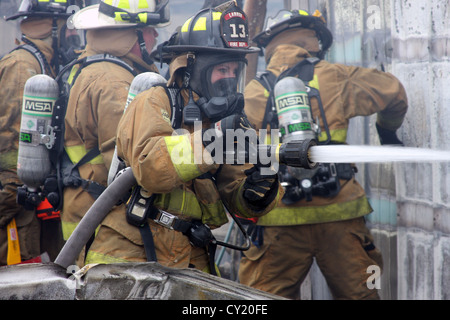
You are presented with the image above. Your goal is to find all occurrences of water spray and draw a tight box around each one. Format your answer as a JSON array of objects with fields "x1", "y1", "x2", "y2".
[{"x1": 309, "y1": 145, "x2": 450, "y2": 164}]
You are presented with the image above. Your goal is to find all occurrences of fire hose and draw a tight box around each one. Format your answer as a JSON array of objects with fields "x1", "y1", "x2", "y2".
[{"x1": 54, "y1": 167, "x2": 136, "y2": 269}]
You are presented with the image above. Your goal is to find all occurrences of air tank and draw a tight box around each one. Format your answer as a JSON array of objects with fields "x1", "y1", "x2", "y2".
[
  {"x1": 17, "y1": 74, "x2": 59, "y2": 191},
  {"x1": 274, "y1": 76, "x2": 318, "y2": 143},
  {"x1": 108, "y1": 72, "x2": 167, "y2": 185},
  {"x1": 124, "y1": 72, "x2": 167, "y2": 112}
]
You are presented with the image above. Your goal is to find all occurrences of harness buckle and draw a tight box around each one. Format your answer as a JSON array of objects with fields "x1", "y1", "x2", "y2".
[{"x1": 155, "y1": 210, "x2": 176, "y2": 229}]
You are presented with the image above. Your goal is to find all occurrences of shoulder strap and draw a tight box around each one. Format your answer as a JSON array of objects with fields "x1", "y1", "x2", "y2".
[
  {"x1": 69, "y1": 53, "x2": 138, "y2": 87},
  {"x1": 13, "y1": 43, "x2": 49, "y2": 75},
  {"x1": 164, "y1": 85, "x2": 183, "y2": 129},
  {"x1": 84, "y1": 53, "x2": 137, "y2": 75},
  {"x1": 258, "y1": 71, "x2": 277, "y2": 130},
  {"x1": 281, "y1": 57, "x2": 320, "y2": 83},
  {"x1": 260, "y1": 57, "x2": 325, "y2": 134},
  {"x1": 255, "y1": 70, "x2": 277, "y2": 92}
]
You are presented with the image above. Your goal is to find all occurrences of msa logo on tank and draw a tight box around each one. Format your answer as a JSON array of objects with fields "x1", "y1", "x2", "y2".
[
  {"x1": 19, "y1": 75, "x2": 58, "y2": 147},
  {"x1": 221, "y1": 5, "x2": 249, "y2": 48},
  {"x1": 23, "y1": 95, "x2": 55, "y2": 115},
  {"x1": 275, "y1": 91, "x2": 311, "y2": 137},
  {"x1": 20, "y1": 95, "x2": 56, "y2": 144}
]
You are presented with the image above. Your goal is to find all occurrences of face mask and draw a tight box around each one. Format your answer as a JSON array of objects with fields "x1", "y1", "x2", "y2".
[
  {"x1": 197, "y1": 92, "x2": 244, "y2": 122},
  {"x1": 208, "y1": 77, "x2": 238, "y2": 98},
  {"x1": 59, "y1": 25, "x2": 82, "y2": 65}
]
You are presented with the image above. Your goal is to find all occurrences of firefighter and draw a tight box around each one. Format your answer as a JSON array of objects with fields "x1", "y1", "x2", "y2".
[
  {"x1": 238, "y1": 9, "x2": 408, "y2": 299},
  {"x1": 84, "y1": 2, "x2": 283, "y2": 275},
  {"x1": 61, "y1": 0, "x2": 169, "y2": 265},
  {"x1": 0, "y1": 0, "x2": 84, "y2": 266}
]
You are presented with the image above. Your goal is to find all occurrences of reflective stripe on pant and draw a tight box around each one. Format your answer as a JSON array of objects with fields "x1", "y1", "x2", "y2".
[
  {"x1": 0, "y1": 179, "x2": 41, "y2": 266},
  {"x1": 86, "y1": 221, "x2": 212, "y2": 273},
  {"x1": 238, "y1": 217, "x2": 383, "y2": 300}
]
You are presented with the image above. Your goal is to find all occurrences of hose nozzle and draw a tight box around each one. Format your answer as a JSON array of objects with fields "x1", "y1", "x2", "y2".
[{"x1": 276, "y1": 139, "x2": 319, "y2": 169}]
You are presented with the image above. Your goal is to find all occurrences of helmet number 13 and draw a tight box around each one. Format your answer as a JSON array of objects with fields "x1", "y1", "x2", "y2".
[{"x1": 230, "y1": 24, "x2": 246, "y2": 38}]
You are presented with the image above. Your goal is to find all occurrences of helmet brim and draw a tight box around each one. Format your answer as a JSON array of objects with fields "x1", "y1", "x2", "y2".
[
  {"x1": 151, "y1": 45, "x2": 260, "y2": 64},
  {"x1": 71, "y1": 5, "x2": 170, "y2": 30},
  {"x1": 6, "y1": 11, "x2": 71, "y2": 21}
]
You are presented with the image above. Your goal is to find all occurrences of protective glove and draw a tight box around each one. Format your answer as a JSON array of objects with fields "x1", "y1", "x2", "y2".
[
  {"x1": 204, "y1": 114, "x2": 257, "y2": 164},
  {"x1": 376, "y1": 123, "x2": 403, "y2": 146},
  {"x1": 243, "y1": 165, "x2": 279, "y2": 210}
]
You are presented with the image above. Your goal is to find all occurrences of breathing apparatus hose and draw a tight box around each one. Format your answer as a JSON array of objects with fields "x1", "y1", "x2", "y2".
[{"x1": 54, "y1": 167, "x2": 136, "y2": 269}]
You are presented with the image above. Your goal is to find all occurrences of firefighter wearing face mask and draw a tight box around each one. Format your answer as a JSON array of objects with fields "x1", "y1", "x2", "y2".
[
  {"x1": 0, "y1": 0, "x2": 85, "y2": 266},
  {"x1": 61, "y1": 0, "x2": 169, "y2": 265},
  {"x1": 238, "y1": 9, "x2": 408, "y2": 299},
  {"x1": 84, "y1": 2, "x2": 283, "y2": 274}
]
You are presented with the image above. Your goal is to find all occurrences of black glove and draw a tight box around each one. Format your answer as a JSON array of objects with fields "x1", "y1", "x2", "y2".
[
  {"x1": 376, "y1": 123, "x2": 403, "y2": 145},
  {"x1": 243, "y1": 165, "x2": 279, "y2": 210},
  {"x1": 204, "y1": 114, "x2": 257, "y2": 164}
]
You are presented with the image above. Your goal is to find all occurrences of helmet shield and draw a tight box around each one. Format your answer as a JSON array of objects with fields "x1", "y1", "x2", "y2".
[
  {"x1": 59, "y1": 23, "x2": 83, "y2": 64},
  {"x1": 206, "y1": 60, "x2": 247, "y2": 98},
  {"x1": 190, "y1": 52, "x2": 247, "y2": 100},
  {"x1": 6, "y1": 0, "x2": 77, "y2": 20}
]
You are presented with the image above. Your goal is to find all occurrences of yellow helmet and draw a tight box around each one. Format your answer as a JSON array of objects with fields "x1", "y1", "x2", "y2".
[{"x1": 71, "y1": 0, "x2": 170, "y2": 29}]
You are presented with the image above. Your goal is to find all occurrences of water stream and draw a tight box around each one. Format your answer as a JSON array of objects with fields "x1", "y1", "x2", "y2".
[{"x1": 309, "y1": 145, "x2": 450, "y2": 164}]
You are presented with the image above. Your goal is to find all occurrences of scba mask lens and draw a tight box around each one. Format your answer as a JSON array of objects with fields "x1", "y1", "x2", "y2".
[
  {"x1": 211, "y1": 77, "x2": 238, "y2": 98},
  {"x1": 193, "y1": 60, "x2": 245, "y2": 122},
  {"x1": 59, "y1": 24, "x2": 83, "y2": 65},
  {"x1": 205, "y1": 60, "x2": 246, "y2": 98}
]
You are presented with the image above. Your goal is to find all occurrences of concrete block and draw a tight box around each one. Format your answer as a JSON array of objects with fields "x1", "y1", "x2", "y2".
[
  {"x1": 369, "y1": 228, "x2": 398, "y2": 300},
  {"x1": 396, "y1": 163, "x2": 434, "y2": 202},
  {"x1": 397, "y1": 228, "x2": 434, "y2": 299},
  {"x1": 397, "y1": 201, "x2": 434, "y2": 231},
  {"x1": 430, "y1": 0, "x2": 450, "y2": 37},
  {"x1": 392, "y1": 0, "x2": 432, "y2": 38},
  {"x1": 398, "y1": 228, "x2": 450, "y2": 300},
  {"x1": 434, "y1": 235, "x2": 450, "y2": 299}
]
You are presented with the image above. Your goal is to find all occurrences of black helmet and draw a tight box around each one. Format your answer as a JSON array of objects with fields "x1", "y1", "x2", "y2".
[
  {"x1": 6, "y1": 0, "x2": 82, "y2": 21},
  {"x1": 152, "y1": 1, "x2": 259, "y2": 64},
  {"x1": 253, "y1": 9, "x2": 333, "y2": 57},
  {"x1": 152, "y1": 2, "x2": 259, "y2": 122}
]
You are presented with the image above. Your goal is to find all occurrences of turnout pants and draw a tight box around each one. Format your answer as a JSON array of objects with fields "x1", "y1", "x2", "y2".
[
  {"x1": 85, "y1": 206, "x2": 212, "y2": 273},
  {"x1": 0, "y1": 176, "x2": 40, "y2": 265},
  {"x1": 238, "y1": 217, "x2": 383, "y2": 300}
]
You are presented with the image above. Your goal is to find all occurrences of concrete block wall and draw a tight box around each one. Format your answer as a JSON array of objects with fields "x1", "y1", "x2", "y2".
[
  {"x1": 292, "y1": 0, "x2": 450, "y2": 300},
  {"x1": 392, "y1": 0, "x2": 450, "y2": 300}
]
